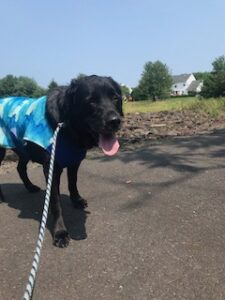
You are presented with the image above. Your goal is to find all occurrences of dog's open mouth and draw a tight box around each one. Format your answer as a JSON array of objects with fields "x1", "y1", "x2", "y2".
[{"x1": 99, "y1": 134, "x2": 120, "y2": 156}]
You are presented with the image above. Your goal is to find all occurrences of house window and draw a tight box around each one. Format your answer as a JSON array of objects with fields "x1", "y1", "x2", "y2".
[{"x1": 183, "y1": 83, "x2": 185, "y2": 86}]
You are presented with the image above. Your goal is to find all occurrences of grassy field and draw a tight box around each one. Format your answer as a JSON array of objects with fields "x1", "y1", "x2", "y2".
[{"x1": 124, "y1": 97, "x2": 225, "y2": 117}]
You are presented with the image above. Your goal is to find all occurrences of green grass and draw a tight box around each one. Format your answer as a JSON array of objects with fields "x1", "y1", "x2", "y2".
[{"x1": 123, "y1": 97, "x2": 225, "y2": 117}]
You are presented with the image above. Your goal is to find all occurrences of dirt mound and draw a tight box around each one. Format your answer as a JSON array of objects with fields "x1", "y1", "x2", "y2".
[
  {"x1": 119, "y1": 110, "x2": 225, "y2": 145},
  {"x1": 4, "y1": 110, "x2": 225, "y2": 160}
]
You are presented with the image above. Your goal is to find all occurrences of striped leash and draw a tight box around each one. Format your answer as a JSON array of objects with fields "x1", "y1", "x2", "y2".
[{"x1": 22, "y1": 122, "x2": 64, "y2": 300}]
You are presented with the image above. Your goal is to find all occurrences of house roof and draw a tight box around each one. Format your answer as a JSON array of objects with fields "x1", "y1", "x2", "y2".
[
  {"x1": 187, "y1": 80, "x2": 202, "y2": 92},
  {"x1": 172, "y1": 74, "x2": 192, "y2": 84}
]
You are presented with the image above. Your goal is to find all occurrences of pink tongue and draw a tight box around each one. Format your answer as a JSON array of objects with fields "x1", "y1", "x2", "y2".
[{"x1": 99, "y1": 135, "x2": 120, "y2": 156}]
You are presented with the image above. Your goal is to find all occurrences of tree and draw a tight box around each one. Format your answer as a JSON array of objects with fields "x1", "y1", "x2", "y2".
[
  {"x1": 0, "y1": 75, "x2": 46, "y2": 97},
  {"x1": 14, "y1": 76, "x2": 42, "y2": 97},
  {"x1": 201, "y1": 56, "x2": 225, "y2": 98},
  {"x1": 76, "y1": 73, "x2": 87, "y2": 80},
  {"x1": 33, "y1": 86, "x2": 47, "y2": 97},
  {"x1": 0, "y1": 75, "x2": 16, "y2": 96},
  {"x1": 120, "y1": 84, "x2": 132, "y2": 101},
  {"x1": 193, "y1": 72, "x2": 210, "y2": 82},
  {"x1": 121, "y1": 84, "x2": 130, "y2": 97},
  {"x1": 48, "y1": 80, "x2": 58, "y2": 91},
  {"x1": 131, "y1": 86, "x2": 146, "y2": 101},
  {"x1": 137, "y1": 61, "x2": 172, "y2": 100}
]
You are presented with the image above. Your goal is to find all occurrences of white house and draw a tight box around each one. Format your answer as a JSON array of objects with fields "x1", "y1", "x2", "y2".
[
  {"x1": 171, "y1": 73, "x2": 203, "y2": 96},
  {"x1": 187, "y1": 80, "x2": 203, "y2": 94}
]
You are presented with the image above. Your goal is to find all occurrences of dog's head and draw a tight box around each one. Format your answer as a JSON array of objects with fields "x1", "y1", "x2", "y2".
[{"x1": 47, "y1": 75, "x2": 123, "y2": 154}]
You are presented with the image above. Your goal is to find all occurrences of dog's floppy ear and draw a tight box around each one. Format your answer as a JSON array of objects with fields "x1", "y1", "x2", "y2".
[
  {"x1": 64, "y1": 78, "x2": 83, "y2": 123},
  {"x1": 46, "y1": 86, "x2": 69, "y2": 128},
  {"x1": 64, "y1": 78, "x2": 80, "y2": 112},
  {"x1": 107, "y1": 77, "x2": 124, "y2": 117},
  {"x1": 107, "y1": 77, "x2": 121, "y2": 94}
]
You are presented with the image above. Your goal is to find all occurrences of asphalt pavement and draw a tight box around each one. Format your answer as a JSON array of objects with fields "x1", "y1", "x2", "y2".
[{"x1": 1, "y1": 130, "x2": 225, "y2": 300}]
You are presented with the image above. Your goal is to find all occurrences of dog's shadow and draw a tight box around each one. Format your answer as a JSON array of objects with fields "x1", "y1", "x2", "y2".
[{"x1": 0, "y1": 183, "x2": 89, "y2": 241}]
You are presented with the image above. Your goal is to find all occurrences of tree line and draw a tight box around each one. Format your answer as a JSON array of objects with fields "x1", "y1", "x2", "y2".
[
  {"x1": 131, "y1": 55, "x2": 225, "y2": 101},
  {"x1": 0, "y1": 75, "x2": 61, "y2": 98},
  {"x1": 1, "y1": 56, "x2": 225, "y2": 100}
]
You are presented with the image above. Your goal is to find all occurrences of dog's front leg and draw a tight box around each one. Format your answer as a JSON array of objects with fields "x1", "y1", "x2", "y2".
[
  {"x1": 67, "y1": 163, "x2": 88, "y2": 209},
  {"x1": 43, "y1": 163, "x2": 70, "y2": 248}
]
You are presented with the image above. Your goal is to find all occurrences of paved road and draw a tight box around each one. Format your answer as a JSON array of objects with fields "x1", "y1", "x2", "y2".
[{"x1": 1, "y1": 131, "x2": 225, "y2": 300}]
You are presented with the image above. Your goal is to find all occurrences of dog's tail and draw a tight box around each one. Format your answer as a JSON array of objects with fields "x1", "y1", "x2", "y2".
[{"x1": 0, "y1": 186, "x2": 4, "y2": 202}]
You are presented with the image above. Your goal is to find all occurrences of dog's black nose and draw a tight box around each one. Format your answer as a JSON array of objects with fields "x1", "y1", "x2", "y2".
[{"x1": 106, "y1": 115, "x2": 121, "y2": 131}]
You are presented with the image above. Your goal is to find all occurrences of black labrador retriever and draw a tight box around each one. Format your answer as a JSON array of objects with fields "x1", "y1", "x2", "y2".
[{"x1": 0, "y1": 75, "x2": 123, "y2": 247}]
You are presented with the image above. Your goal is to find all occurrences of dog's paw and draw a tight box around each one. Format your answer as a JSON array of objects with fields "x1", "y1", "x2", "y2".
[
  {"x1": 53, "y1": 230, "x2": 71, "y2": 248},
  {"x1": 26, "y1": 184, "x2": 41, "y2": 193},
  {"x1": 71, "y1": 196, "x2": 88, "y2": 210}
]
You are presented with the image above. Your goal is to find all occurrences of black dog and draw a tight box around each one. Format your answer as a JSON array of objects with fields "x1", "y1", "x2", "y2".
[{"x1": 0, "y1": 75, "x2": 123, "y2": 247}]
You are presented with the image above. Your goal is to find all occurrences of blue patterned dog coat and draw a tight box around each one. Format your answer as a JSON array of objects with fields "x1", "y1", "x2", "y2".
[{"x1": 0, "y1": 96, "x2": 86, "y2": 167}]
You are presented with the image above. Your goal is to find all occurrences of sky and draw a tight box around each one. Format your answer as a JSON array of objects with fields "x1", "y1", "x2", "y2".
[{"x1": 0, "y1": 0, "x2": 225, "y2": 88}]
